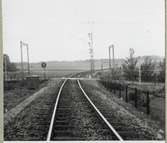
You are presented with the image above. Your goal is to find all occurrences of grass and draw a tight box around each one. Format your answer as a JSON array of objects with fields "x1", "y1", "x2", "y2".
[
  {"x1": 80, "y1": 80, "x2": 165, "y2": 138},
  {"x1": 4, "y1": 79, "x2": 62, "y2": 140},
  {"x1": 6, "y1": 69, "x2": 83, "y2": 80},
  {"x1": 4, "y1": 80, "x2": 47, "y2": 113},
  {"x1": 97, "y1": 80, "x2": 165, "y2": 129},
  {"x1": 150, "y1": 97, "x2": 165, "y2": 129}
]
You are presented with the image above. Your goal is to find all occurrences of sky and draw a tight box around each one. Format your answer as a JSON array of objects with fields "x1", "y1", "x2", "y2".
[{"x1": 2, "y1": 0, "x2": 165, "y2": 62}]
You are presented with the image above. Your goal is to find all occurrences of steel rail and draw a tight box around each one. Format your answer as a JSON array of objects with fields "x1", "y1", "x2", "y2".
[
  {"x1": 47, "y1": 79, "x2": 68, "y2": 141},
  {"x1": 77, "y1": 80, "x2": 123, "y2": 141}
]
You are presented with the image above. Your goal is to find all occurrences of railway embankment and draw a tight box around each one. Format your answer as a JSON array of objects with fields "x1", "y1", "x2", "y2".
[
  {"x1": 4, "y1": 79, "x2": 63, "y2": 140},
  {"x1": 80, "y1": 79, "x2": 165, "y2": 140}
]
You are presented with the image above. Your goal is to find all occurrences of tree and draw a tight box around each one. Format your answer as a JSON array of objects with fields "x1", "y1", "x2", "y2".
[
  {"x1": 122, "y1": 48, "x2": 138, "y2": 81},
  {"x1": 111, "y1": 67, "x2": 123, "y2": 80},
  {"x1": 157, "y1": 58, "x2": 165, "y2": 82},
  {"x1": 140, "y1": 57, "x2": 155, "y2": 82},
  {"x1": 3, "y1": 54, "x2": 17, "y2": 71}
]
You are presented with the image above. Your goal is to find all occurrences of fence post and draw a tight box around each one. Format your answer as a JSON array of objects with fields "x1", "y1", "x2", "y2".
[
  {"x1": 119, "y1": 84, "x2": 121, "y2": 98},
  {"x1": 114, "y1": 84, "x2": 116, "y2": 94},
  {"x1": 125, "y1": 86, "x2": 128, "y2": 102},
  {"x1": 146, "y1": 91, "x2": 150, "y2": 115},
  {"x1": 109, "y1": 81, "x2": 111, "y2": 91},
  {"x1": 134, "y1": 88, "x2": 137, "y2": 108},
  {"x1": 110, "y1": 82, "x2": 113, "y2": 92}
]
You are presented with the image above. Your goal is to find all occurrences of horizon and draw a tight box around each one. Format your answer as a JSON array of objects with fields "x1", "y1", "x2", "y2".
[{"x1": 9, "y1": 54, "x2": 164, "y2": 64}]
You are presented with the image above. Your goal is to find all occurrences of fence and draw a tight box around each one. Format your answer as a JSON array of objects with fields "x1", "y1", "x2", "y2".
[{"x1": 98, "y1": 80, "x2": 164, "y2": 115}]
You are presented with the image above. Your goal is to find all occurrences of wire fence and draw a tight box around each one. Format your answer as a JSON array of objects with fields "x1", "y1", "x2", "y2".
[{"x1": 99, "y1": 80, "x2": 165, "y2": 115}]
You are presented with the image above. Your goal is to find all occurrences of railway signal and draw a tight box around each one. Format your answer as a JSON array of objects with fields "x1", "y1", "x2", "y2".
[
  {"x1": 108, "y1": 44, "x2": 115, "y2": 70},
  {"x1": 41, "y1": 62, "x2": 47, "y2": 79}
]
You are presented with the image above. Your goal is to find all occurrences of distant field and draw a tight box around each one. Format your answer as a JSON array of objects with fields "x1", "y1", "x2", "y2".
[
  {"x1": 4, "y1": 69, "x2": 86, "y2": 80},
  {"x1": 30, "y1": 69, "x2": 85, "y2": 78}
]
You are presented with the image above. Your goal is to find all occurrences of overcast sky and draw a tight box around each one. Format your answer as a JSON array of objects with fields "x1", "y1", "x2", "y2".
[{"x1": 2, "y1": 0, "x2": 165, "y2": 62}]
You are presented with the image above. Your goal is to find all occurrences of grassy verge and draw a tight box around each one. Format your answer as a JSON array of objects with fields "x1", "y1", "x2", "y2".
[
  {"x1": 4, "y1": 79, "x2": 63, "y2": 141},
  {"x1": 4, "y1": 80, "x2": 48, "y2": 113},
  {"x1": 80, "y1": 79, "x2": 165, "y2": 140}
]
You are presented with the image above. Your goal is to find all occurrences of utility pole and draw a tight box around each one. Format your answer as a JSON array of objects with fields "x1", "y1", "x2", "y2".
[
  {"x1": 88, "y1": 32, "x2": 94, "y2": 77},
  {"x1": 101, "y1": 59, "x2": 103, "y2": 71},
  {"x1": 109, "y1": 46, "x2": 111, "y2": 70},
  {"x1": 109, "y1": 44, "x2": 115, "y2": 70},
  {"x1": 26, "y1": 44, "x2": 30, "y2": 75},
  {"x1": 20, "y1": 41, "x2": 30, "y2": 79},
  {"x1": 138, "y1": 56, "x2": 141, "y2": 84},
  {"x1": 87, "y1": 20, "x2": 95, "y2": 78},
  {"x1": 20, "y1": 41, "x2": 24, "y2": 81},
  {"x1": 112, "y1": 44, "x2": 115, "y2": 70},
  {"x1": 139, "y1": 64, "x2": 141, "y2": 84}
]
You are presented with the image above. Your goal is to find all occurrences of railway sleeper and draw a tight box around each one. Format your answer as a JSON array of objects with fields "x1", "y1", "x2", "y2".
[
  {"x1": 55, "y1": 114, "x2": 71, "y2": 118},
  {"x1": 33, "y1": 112, "x2": 50, "y2": 116},
  {"x1": 98, "y1": 130, "x2": 119, "y2": 140},
  {"x1": 118, "y1": 131, "x2": 142, "y2": 138},
  {"x1": 56, "y1": 110, "x2": 71, "y2": 114},
  {"x1": 34, "y1": 120, "x2": 51, "y2": 125},
  {"x1": 55, "y1": 117, "x2": 71, "y2": 121},
  {"x1": 113, "y1": 126, "x2": 137, "y2": 132},
  {"x1": 52, "y1": 130, "x2": 73, "y2": 137},
  {"x1": 54, "y1": 121, "x2": 69, "y2": 125},
  {"x1": 54, "y1": 125, "x2": 75, "y2": 130},
  {"x1": 54, "y1": 136, "x2": 86, "y2": 141},
  {"x1": 56, "y1": 107, "x2": 72, "y2": 109}
]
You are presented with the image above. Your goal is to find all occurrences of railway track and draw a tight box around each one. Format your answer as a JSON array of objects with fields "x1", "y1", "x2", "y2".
[
  {"x1": 4, "y1": 78, "x2": 157, "y2": 140},
  {"x1": 46, "y1": 79, "x2": 123, "y2": 141}
]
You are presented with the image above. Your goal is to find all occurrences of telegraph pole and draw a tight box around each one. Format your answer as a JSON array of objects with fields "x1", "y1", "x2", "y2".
[
  {"x1": 20, "y1": 41, "x2": 24, "y2": 81},
  {"x1": 88, "y1": 32, "x2": 94, "y2": 77},
  {"x1": 20, "y1": 41, "x2": 30, "y2": 79},
  {"x1": 112, "y1": 44, "x2": 115, "y2": 70},
  {"x1": 139, "y1": 65, "x2": 141, "y2": 83},
  {"x1": 101, "y1": 59, "x2": 103, "y2": 71},
  {"x1": 109, "y1": 46, "x2": 111, "y2": 70},
  {"x1": 26, "y1": 44, "x2": 30, "y2": 75},
  {"x1": 109, "y1": 44, "x2": 115, "y2": 71},
  {"x1": 87, "y1": 20, "x2": 95, "y2": 78},
  {"x1": 138, "y1": 57, "x2": 141, "y2": 83}
]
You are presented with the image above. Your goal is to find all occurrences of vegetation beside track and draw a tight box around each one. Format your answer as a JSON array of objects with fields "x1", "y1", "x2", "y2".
[
  {"x1": 80, "y1": 80, "x2": 165, "y2": 140},
  {"x1": 4, "y1": 80, "x2": 48, "y2": 113},
  {"x1": 4, "y1": 79, "x2": 63, "y2": 141}
]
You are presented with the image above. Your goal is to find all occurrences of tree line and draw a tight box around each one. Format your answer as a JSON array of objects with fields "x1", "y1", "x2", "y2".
[
  {"x1": 3, "y1": 54, "x2": 17, "y2": 72},
  {"x1": 122, "y1": 48, "x2": 165, "y2": 83},
  {"x1": 100, "y1": 49, "x2": 165, "y2": 83},
  {"x1": 4, "y1": 52, "x2": 165, "y2": 83}
]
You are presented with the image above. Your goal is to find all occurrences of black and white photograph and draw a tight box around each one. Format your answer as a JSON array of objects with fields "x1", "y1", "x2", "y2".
[{"x1": 2, "y1": 0, "x2": 165, "y2": 142}]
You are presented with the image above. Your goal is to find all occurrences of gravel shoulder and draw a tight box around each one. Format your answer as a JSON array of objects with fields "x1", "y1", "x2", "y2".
[{"x1": 80, "y1": 79, "x2": 165, "y2": 140}]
